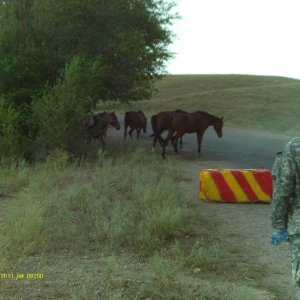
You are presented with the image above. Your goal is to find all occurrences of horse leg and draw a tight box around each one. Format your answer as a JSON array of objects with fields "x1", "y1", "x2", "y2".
[
  {"x1": 173, "y1": 132, "x2": 182, "y2": 154},
  {"x1": 158, "y1": 135, "x2": 165, "y2": 148},
  {"x1": 152, "y1": 135, "x2": 157, "y2": 152},
  {"x1": 137, "y1": 128, "x2": 141, "y2": 140},
  {"x1": 128, "y1": 128, "x2": 134, "y2": 140},
  {"x1": 124, "y1": 125, "x2": 128, "y2": 140},
  {"x1": 152, "y1": 134, "x2": 162, "y2": 152},
  {"x1": 161, "y1": 136, "x2": 169, "y2": 159},
  {"x1": 197, "y1": 132, "x2": 204, "y2": 153},
  {"x1": 170, "y1": 135, "x2": 177, "y2": 153},
  {"x1": 99, "y1": 135, "x2": 105, "y2": 154},
  {"x1": 179, "y1": 136, "x2": 183, "y2": 149},
  {"x1": 161, "y1": 130, "x2": 174, "y2": 159}
]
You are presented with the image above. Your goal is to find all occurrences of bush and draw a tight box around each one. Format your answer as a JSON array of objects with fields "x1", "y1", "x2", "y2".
[
  {"x1": 31, "y1": 55, "x2": 106, "y2": 159},
  {"x1": 0, "y1": 96, "x2": 25, "y2": 159}
]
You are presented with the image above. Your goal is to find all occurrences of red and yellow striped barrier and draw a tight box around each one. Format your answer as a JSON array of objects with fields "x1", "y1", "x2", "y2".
[{"x1": 199, "y1": 169, "x2": 272, "y2": 203}]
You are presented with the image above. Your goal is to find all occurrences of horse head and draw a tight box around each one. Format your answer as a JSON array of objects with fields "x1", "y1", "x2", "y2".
[
  {"x1": 107, "y1": 112, "x2": 120, "y2": 130},
  {"x1": 213, "y1": 116, "x2": 223, "y2": 138}
]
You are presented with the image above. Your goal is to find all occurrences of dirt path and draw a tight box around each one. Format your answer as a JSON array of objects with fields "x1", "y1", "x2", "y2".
[
  {"x1": 148, "y1": 132, "x2": 294, "y2": 299},
  {"x1": 110, "y1": 122, "x2": 296, "y2": 299},
  {"x1": 178, "y1": 157, "x2": 295, "y2": 300}
]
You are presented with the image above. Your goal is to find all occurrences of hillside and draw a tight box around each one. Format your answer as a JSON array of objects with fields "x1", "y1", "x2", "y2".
[
  {"x1": 151, "y1": 74, "x2": 300, "y2": 136},
  {"x1": 100, "y1": 74, "x2": 300, "y2": 136}
]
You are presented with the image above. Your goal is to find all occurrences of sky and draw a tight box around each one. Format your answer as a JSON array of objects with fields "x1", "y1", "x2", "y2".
[{"x1": 166, "y1": 0, "x2": 300, "y2": 79}]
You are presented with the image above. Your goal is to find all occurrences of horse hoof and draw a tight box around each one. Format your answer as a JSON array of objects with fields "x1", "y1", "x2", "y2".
[{"x1": 152, "y1": 147, "x2": 155, "y2": 153}]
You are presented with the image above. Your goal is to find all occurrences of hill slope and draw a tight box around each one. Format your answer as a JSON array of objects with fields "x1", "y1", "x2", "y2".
[
  {"x1": 151, "y1": 75, "x2": 300, "y2": 136},
  {"x1": 98, "y1": 74, "x2": 300, "y2": 136}
]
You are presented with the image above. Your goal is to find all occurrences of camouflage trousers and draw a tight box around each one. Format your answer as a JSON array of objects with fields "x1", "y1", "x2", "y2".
[{"x1": 289, "y1": 235, "x2": 300, "y2": 300}]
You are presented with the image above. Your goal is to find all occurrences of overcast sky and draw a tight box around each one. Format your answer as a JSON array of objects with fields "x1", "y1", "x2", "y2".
[{"x1": 167, "y1": 0, "x2": 300, "y2": 79}]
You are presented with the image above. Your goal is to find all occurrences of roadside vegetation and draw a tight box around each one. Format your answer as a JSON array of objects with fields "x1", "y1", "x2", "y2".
[
  {"x1": 0, "y1": 141, "x2": 275, "y2": 299},
  {"x1": 98, "y1": 74, "x2": 300, "y2": 136},
  {"x1": 0, "y1": 0, "x2": 176, "y2": 160},
  {"x1": 0, "y1": 2, "x2": 291, "y2": 299}
]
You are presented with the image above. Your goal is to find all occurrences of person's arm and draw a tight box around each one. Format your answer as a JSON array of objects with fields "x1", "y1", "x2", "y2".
[{"x1": 270, "y1": 141, "x2": 296, "y2": 230}]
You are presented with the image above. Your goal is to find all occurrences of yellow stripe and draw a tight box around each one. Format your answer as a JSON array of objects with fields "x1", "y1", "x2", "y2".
[
  {"x1": 243, "y1": 171, "x2": 271, "y2": 201},
  {"x1": 221, "y1": 170, "x2": 249, "y2": 202},
  {"x1": 202, "y1": 171, "x2": 221, "y2": 201}
]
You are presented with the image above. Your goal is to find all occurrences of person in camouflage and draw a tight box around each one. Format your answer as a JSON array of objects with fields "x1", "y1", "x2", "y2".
[{"x1": 270, "y1": 137, "x2": 300, "y2": 300}]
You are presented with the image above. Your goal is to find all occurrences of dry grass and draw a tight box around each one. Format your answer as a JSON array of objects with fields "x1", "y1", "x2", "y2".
[
  {"x1": 0, "y1": 141, "x2": 276, "y2": 299},
  {"x1": 98, "y1": 74, "x2": 300, "y2": 136}
]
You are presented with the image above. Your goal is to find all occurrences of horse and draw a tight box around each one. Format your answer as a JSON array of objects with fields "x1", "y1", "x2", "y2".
[
  {"x1": 150, "y1": 109, "x2": 187, "y2": 152},
  {"x1": 161, "y1": 111, "x2": 224, "y2": 159},
  {"x1": 124, "y1": 110, "x2": 147, "y2": 140},
  {"x1": 85, "y1": 111, "x2": 120, "y2": 152}
]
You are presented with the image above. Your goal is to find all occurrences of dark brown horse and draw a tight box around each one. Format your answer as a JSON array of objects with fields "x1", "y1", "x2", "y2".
[
  {"x1": 86, "y1": 111, "x2": 120, "y2": 152},
  {"x1": 150, "y1": 110, "x2": 186, "y2": 152},
  {"x1": 161, "y1": 111, "x2": 224, "y2": 159},
  {"x1": 124, "y1": 110, "x2": 147, "y2": 140}
]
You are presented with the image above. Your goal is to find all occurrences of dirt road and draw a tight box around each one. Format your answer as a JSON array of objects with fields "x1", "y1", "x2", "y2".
[{"x1": 111, "y1": 120, "x2": 295, "y2": 299}]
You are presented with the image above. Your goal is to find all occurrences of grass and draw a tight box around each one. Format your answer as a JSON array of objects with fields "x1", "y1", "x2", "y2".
[
  {"x1": 0, "y1": 142, "x2": 190, "y2": 260},
  {"x1": 0, "y1": 140, "x2": 276, "y2": 299},
  {"x1": 97, "y1": 74, "x2": 300, "y2": 136},
  {"x1": 0, "y1": 74, "x2": 291, "y2": 298}
]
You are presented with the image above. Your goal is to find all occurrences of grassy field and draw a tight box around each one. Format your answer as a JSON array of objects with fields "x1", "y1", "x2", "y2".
[
  {"x1": 98, "y1": 74, "x2": 300, "y2": 136},
  {"x1": 0, "y1": 140, "x2": 275, "y2": 299},
  {"x1": 1, "y1": 74, "x2": 292, "y2": 299}
]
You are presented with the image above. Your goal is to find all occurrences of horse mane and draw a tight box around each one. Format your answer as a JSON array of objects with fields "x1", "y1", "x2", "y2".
[
  {"x1": 137, "y1": 110, "x2": 146, "y2": 118},
  {"x1": 173, "y1": 109, "x2": 187, "y2": 113},
  {"x1": 86, "y1": 112, "x2": 108, "y2": 130},
  {"x1": 195, "y1": 111, "x2": 222, "y2": 123}
]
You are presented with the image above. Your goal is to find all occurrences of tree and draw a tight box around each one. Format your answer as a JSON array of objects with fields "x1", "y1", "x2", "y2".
[
  {"x1": 0, "y1": 0, "x2": 176, "y2": 105},
  {"x1": 0, "y1": 0, "x2": 176, "y2": 159}
]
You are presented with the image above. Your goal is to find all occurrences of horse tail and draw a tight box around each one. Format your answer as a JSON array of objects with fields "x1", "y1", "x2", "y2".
[
  {"x1": 150, "y1": 114, "x2": 158, "y2": 137},
  {"x1": 124, "y1": 112, "x2": 129, "y2": 128},
  {"x1": 136, "y1": 111, "x2": 143, "y2": 126},
  {"x1": 157, "y1": 115, "x2": 172, "y2": 134},
  {"x1": 137, "y1": 110, "x2": 147, "y2": 133}
]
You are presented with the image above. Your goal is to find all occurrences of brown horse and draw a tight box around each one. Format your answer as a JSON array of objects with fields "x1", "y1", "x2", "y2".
[
  {"x1": 86, "y1": 111, "x2": 120, "y2": 152},
  {"x1": 124, "y1": 110, "x2": 147, "y2": 140},
  {"x1": 161, "y1": 111, "x2": 224, "y2": 159},
  {"x1": 150, "y1": 110, "x2": 186, "y2": 151}
]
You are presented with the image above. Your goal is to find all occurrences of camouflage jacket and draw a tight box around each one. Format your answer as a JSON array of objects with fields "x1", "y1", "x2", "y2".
[{"x1": 270, "y1": 138, "x2": 300, "y2": 235}]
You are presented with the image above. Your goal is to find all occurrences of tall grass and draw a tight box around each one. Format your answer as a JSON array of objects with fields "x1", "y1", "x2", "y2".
[
  {"x1": 0, "y1": 141, "x2": 190, "y2": 265},
  {"x1": 0, "y1": 141, "x2": 276, "y2": 299}
]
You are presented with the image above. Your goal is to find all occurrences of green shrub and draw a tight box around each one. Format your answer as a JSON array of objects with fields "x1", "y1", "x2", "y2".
[
  {"x1": 0, "y1": 96, "x2": 25, "y2": 159},
  {"x1": 187, "y1": 239, "x2": 222, "y2": 270},
  {"x1": 31, "y1": 55, "x2": 106, "y2": 159},
  {"x1": 139, "y1": 252, "x2": 185, "y2": 299}
]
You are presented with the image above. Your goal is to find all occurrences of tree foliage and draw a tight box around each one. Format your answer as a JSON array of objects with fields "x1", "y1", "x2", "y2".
[
  {"x1": 0, "y1": 0, "x2": 176, "y2": 159},
  {"x1": 0, "y1": 0, "x2": 175, "y2": 105}
]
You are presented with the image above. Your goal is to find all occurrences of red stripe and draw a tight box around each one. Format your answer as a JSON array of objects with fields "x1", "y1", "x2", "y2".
[
  {"x1": 231, "y1": 170, "x2": 258, "y2": 202},
  {"x1": 210, "y1": 170, "x2": 236, "y2": 202},
  {"x1": 252, "y1": 170, "x2": 273, "y2": 197}
]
